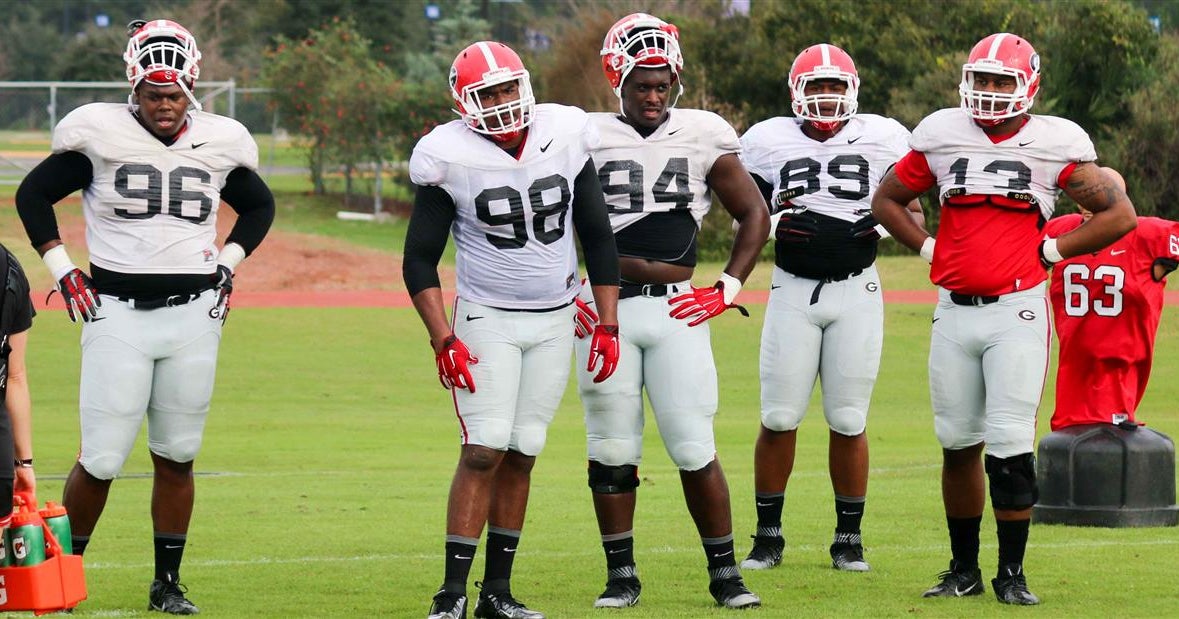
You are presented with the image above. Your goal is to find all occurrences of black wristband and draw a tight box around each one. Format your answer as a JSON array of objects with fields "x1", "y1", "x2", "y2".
[{"x1": 14, "y1": 458, "x2": 33, "y2": 468}]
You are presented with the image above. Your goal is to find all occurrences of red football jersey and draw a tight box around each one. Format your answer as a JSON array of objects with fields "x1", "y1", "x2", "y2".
[
  {"x1": 1046, "y1": 214, "x2": 1179, "y2": 429},
  {"x1": 896, "y1": 109, "x2": 1096, "y2": 295}
]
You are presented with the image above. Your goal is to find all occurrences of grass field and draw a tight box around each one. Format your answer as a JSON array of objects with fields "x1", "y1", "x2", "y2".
[
  {"x1": 18, "y1": 299, "x2": 1179, "y2": 617},
  {"x1": 1, "y1": 131, "x2": 1177, "y2": 617}
]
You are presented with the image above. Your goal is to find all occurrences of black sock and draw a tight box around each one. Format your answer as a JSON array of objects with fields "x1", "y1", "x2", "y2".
[
  {"x1": 602, "y1": 531, "x2": 635, "y2": 575},
  {"x1": 835, "y1": 494, "x2": 866, "y2": 534},
  {"x1": 482, "y1": 527, "x2": 520, "y2": 594},
  {"x1": 947, "y1": 516, "x2": 982, "y2": 569},
  {"x1": 72, "y1": 535, "x2": 90, "y2": 556},
  {"x1": 702, "y1": 534, "x2": 736, "y2": 572},
  {"x1": 996, "y1": 518, "x2": 1030, "y2": 569},
  {"x1": 443, "y1": 536, "x2": 478, "y2": 594},
  {"x1": 754, "y1": 492, "x2": 784, "y2": 538},
  {"x1": 153, "y1": 532, "x2": 186, "y2": 582}
]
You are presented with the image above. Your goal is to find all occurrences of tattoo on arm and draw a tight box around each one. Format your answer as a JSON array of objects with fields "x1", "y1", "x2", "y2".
[{"x1": 1068, "y1": 168, "x2": 1122, "y2": 211}]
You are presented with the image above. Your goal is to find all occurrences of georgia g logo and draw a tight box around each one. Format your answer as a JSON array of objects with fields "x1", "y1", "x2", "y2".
[
  {"x1": 865, "y1": 281, "x2": 879, "y2": 293},
  {"x1": 1018, "y1": 309, "x2": 1036, "y2": 321}
]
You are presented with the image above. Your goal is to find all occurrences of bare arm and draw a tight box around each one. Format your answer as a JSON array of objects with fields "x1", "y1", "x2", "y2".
[
  {"x1": 5, "y1": 330, "x2": 35, "y2": 495},
  {"x1": 1056, "y1": 162, "x2": 1137, "y2": 258},
  {"x1": 871, "y1": 170, "x2": 930, "y2": 253},
  {"x1": 707, "y1": 153, "x2": 770, "y2": 281},
  {"x1": 410, "y1": 288, "x2": 454, "y2": 353}
]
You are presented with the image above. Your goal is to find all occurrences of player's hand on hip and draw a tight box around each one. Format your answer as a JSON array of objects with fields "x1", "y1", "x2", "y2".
[
  {"x1": 57, "y1": 268, "x2": 101, "y2": 323},
  {"x1": 211, "y1": 264, "x2": 233, "y2": 324},
  {"x1": 849, "y1": 213, "x2": 881, "y2": 240},
  {"x1": 668, "y1": 276, "x2": 749, "y2": 327},
  {"x1": 435, "y1": 333, "x2": 478, "y2": 392},
  {"x1": 774, "y1": 209, "x2": 818, "y2": 243},
  {"x1": 586, "y1": 324, "x2": 619, "y2": 383}
]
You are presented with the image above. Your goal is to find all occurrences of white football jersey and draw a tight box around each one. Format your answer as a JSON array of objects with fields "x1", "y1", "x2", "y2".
[
  {"x1": 741, "y1": 114, "x2": 909, "y2": 222},
  {"x1": 410, "y1": 103, "x2": 596, "y2": 310},
  {"x1": 589, "y1": 109, "x2": 740, "y2": 232},
  {"x1": 52, "y1": 103, "x2": 257, "y2": 275},
  {"x1": 911, "y1": 108, "x2": 1096, "y2": 219}
]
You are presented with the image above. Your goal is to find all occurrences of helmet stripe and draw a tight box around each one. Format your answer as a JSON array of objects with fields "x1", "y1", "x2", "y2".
[
  {"x1": 819, "y1": 44, "x2": 832, "y2": 66},
  {"x1": 475, "y1": 42, "x2": 499, "y2": 71},
  {"x1": 985, "y1": 33, "x2": 1009, "y2": 60}
]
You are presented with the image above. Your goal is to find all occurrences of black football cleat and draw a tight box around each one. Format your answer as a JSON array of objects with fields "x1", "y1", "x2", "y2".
[
  {"x1": 428, "y1": 589, "x2": 468, "y2": 619},
  {"x1": 148, "y1": 575, "x2": 200, "y2": 615},
  {"x1": 473, "y1": 589, "x2": 544, "y2": 618},
  {"x1": 594, "y1": 576, "x2": 641, "y2": 608},
  {"x1": 740, "y1": 534, "x2": 784, "y2": 570},
  {"x1": 992, "y1": 563, "x2": 1040, "y2": 605},
  {"x1": 709, "y1": 576, "x2": 761, "y2": 609},
  {"x1": 922, "y1": 560, "x2": 985, "y2": 598}
]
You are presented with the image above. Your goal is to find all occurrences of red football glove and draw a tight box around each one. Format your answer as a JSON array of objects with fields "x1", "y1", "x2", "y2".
[
  {"x1": 586, "y1": 324, "x2": 620, "y2": 383},
  {"x1": 56, "y1": 268, "x2": 101, "y2": 323},
  {"x1": 211, "y1": 264, "x2": 233, "y2": 324},
  {"x1": 574, "y1": 297, "x2": 599, "y2": 339},
  {"x1": 435, "y1": 334, "x2": 478, "y2": 392},
  {"x1": 668, "y1": 281, "x2": 749, "y2": 327}
]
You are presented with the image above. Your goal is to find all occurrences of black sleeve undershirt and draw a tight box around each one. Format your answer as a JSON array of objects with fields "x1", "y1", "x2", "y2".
[
  {"x1": 14, "y1": 151, "x2": 93, "y2": 248},
  {"x1": 402, "y1": 184, "x2": 455, "y2": 296},
  {"x1": 220, "y1": 167, "x2": 276, "y2": 255},
  {"x1": 571, "y1": 158, "x2": 620, "y2": 286},
  {"x1": 753, "y1": 175, "x2": 774, "y2": 209}
]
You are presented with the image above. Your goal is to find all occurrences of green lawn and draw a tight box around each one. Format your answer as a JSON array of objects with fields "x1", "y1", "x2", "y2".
[{"x1": 20, "y1": 301, "x2": 1179, "y2": 617}]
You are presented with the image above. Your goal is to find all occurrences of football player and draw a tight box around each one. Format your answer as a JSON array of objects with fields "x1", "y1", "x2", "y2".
[
  {"x1": 1046, "y1": 167, "x2": 1178, "y2": 429},
  {"x1": 14, "y1": 19, "x2": 275, "y2": 615},
  {"x1": 571, "y1": 13, "x2": 769, "y2": 610},
  {"x1": 0, "y1": 244, "x2": 37, "y2": 537},
  {"x1": 405, "y1": 41, "x2": 620, "y2": 619},
  {"x1": 871, "y1": 33, "x2": 1136, "y2": 605},
  {"x1": 738, "y1": 43, "x2": 924, "y2": 574}
]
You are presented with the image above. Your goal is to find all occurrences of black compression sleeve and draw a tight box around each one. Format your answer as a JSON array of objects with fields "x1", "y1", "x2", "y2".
[
  {"x1": 403, "y1": 184, "x2": 455, "y2": 295},
  {"x1": 571, "y1": 158, "x2": 620, "y2": 286},
  {"x1": 220, "y1": 167, "x2": 276, "y2": 255},
  {"x1": 15, "y1": 151, "x2": 93, "y2": 248}
]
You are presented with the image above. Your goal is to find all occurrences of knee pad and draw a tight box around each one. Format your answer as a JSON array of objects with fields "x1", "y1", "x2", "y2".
[
  {"x1": 588, "y1": 461, "x2": 639, "y2": 494},
  {"x1": 667, "y1": 439, "x2": 715, "y2": 472},
  {"x1": 826, "y1": 407, "x2": 867, "y2": 437},
  {"x1": 760, "y1": 405, "x2": 805, "y2": 433},
  {"x1": 81, "y1": 453, "x2": 126, "y2": 481},
  {"x1": 151, "y1": 438, "x2": 202, "y2": 466},
  {"x1": 985, "y1": 453, "x2": 1038, "y2": 510},
  {"x1": 587, "y1": 437, "x2": 641, "y2": 466},
  {"x1": 511, "y1": 425, "x2": 549, "y2": 457}
]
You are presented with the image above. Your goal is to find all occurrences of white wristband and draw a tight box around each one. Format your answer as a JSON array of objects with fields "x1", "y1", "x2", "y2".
[
  {"x1": 217, "y1": 242, "x2": 246, "y2": 271},
  {"x1": 1041, "y1": 238, "x2": 1064, "y2": 264},
  {"x1": 41, "y1": 245, "x2": 77, "y2": 282},
  {"x1": 919, "y1": 237, "x2": 936, "y2": 264},
  {"x1": 717, "y1": 272, "x2": 742, "y2": 305}
]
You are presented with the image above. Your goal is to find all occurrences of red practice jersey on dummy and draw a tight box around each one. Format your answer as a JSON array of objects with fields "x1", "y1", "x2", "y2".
[
  {"x1": 1045, "y1": 214, "x2": 1179, "y2": 429},
  {"x1": 894, "y1": 109, "x2": 1096, "y2": 295}
]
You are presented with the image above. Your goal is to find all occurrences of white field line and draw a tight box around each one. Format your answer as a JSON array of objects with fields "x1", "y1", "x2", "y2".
[{"x1": 82, "y1": 537, "x2": 1179, "y2": 570}]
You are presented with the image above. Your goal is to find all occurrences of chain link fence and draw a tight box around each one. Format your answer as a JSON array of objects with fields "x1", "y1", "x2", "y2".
[{"x1": 0, "y1": 81, "x2": 277, "y2": 134}]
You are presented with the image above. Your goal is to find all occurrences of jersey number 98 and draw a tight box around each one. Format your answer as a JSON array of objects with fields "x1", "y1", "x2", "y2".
[{"x1": 475, "y1": 173, "x2": 570, "y2": 249}]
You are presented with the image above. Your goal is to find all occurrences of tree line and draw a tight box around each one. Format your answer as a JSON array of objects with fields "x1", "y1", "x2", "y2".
[{"x1": 2, "y1": 1, "x2": 1176, "y2": 226}]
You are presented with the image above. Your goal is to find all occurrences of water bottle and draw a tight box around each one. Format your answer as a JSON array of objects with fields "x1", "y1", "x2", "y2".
[
  {"x1": 39, "y1": 501, "x2": 72, "y2": 555},
  {"x1": 8, "y1": 508, "x2": 45, "y2": 566}
]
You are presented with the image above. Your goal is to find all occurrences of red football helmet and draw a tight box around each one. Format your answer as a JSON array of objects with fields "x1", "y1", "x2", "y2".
[
  {"x1": 959, "y1": 33, "x2": 1041, "y2": 125},
  {"x1": 449, "y1": 41, "x2": 535, "y2": 143},
  {"x1": 124, "y1": 19, "x2": 202, "y2": 110},
  {"x1": 600, "y1": 13, "x2": 684, "y2": 105},
  {"x1": 789, "y1": 43, "x2": 860, "y2": 131}
]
